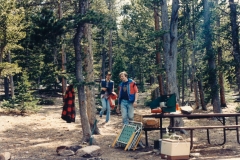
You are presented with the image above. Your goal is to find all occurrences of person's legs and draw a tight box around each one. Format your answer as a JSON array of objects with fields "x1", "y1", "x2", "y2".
[
  {"x1": 127, "y1": 102, "x2": 134, "y2": 121},
  {"x1": 100, "y1": 98, "x2": 107, "y2": 117},
  {"x1": 121, "y1": 100, "x2": 129, "y2": 124},
  {"x1": 105, "y1": 100, "x2": 110, "y2": 122}
]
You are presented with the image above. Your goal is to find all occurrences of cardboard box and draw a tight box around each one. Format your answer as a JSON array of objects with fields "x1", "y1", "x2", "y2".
[
  {"x1": 161, "y1": 139, "x2": 190, "y2": 160},
  {"x1": 134, "y1": 113, "x2": 159, "y2": 128}
]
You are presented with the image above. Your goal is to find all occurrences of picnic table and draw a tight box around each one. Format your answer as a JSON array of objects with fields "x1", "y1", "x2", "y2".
[{"x1": 142, "y1": 113, "x2": 240, "y2": 149}]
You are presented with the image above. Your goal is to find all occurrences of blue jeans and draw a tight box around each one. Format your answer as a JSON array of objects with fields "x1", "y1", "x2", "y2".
[
  {"x1": 120, "y1": 100, "x2": 134, "y2": 124},
  {"x1": 100, "y1": 98, "x2": 110, "y2": 122}
]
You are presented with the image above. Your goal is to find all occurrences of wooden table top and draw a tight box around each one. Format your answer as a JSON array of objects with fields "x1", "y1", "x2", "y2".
[{"x1": 142, "y1": 113, "x2": 240, "y2": 118}]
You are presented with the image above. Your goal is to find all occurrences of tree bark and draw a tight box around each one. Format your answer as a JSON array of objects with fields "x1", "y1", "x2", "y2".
[
  {"x1": 73, "y1": 0, "x2": 91, "y2": 142},
  {"x1": 181, "y1": 49, "x2": 185, "y2": 105},
  {"x1": 101, "y1": 29, "x2": 106, "y2": 79},
  {"x1": 161, "y1": 0, "x2": 179, "y2": 97},
  {"x1": 58, "y1": 0, "x2": 67, "y2": 101},
  {"x1": 84, "y1": 23, "x2": 100, "y2": 135},
  {"x1": 198, "y1": 79, "x2": 206, "y2": 110},
  {"x1": 161, "y1": 0, "x2": 184, "y2": 130},
  {"x1": 108, "y1": 29, "x2": 113, "y2": 72},
  {"x1": 4, "y1": 77, "x2": 9, "y2": 99},
  {"x1": 154, "y1": 1, "x2": 164, "y2": 95},
  {"x1": 218, "y1": 46, "x2": 227, "y2": 107},
  {"x1": 8, "y1": 52, "x2": 14, "y2": 97},
  {"x1": 229, "y1": 0, "x2": 240, "y2": 94}
]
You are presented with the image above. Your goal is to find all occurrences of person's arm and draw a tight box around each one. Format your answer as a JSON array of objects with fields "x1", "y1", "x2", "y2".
[
  {"x1": 112, "y1": 82, "x2": 114, "y2": 92},
  {"x1": 133, "y1": 92, "x2": 138, "y2": 107},
  {"x1": 133, "y1": 83, "x2": 139, "y2": 107}
]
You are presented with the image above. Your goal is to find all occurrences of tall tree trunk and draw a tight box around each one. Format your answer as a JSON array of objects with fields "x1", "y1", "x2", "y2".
[
  {"x1": 161, "y1": 0, "x2": 185, "y2": 131},
  {"x1": 10, "y1": 75, "x2": 14, "y2": 97},
  {"x1": 198, "y1": 78, "x2": 207, "y2": 110},
  {"x1": 181, "y1": 49, "x2": 185, "y2": 105},
  {"x1": 84, "y1": 23, "x2": 100, "y2": 135},
  {"x1": 189, "y1": 2, "x2": 200, "y2": 109},
  {"x1": 101, "y1": 29, "x2": 106, "y2": 79},
  {"x1": 218, "y1": 47, "x2": 227, "y2": 107},
  {"x1": 161, "y1": 0, "x2": 179, "y2": 97},
  {"x1": 73, "y1": 0, "x2": 91, "y2": 142},
  {"x1": 161, "y1": 0, "x2": 170, "y2": 92},
  {"x1": 216, "y1": 0, "x2": 227, "y2": 108},
  {"x1": 107, "y1": 1, "x2": 113, "y2": 72},
  {"x1": 108, "y1": 29, "x2": 113, "y2": 72},
  {"x1": 154, "y1": 2, "x2": 164, "y2": 95},
  {"x1": 229, "y1": 0, "x2": 240, "y2": 94},
  {"x1": 4, "y1": 77, "x2": 9, "y2": 99},
  {"x1": 0, "y1": 20, "x2": 6, "y2": 63},
  {"x1": 191, "y1": 42, "x2": 200, "y2": 109},
  {"x1": 8, "y1": 52, "x2": 14, "y2": 97},
  {"x1": 58, "y1": 0, "x2": 67, "y2": 101},
  {"x1": 203, "y1": 0, "x2": 221, "y2": 113}
]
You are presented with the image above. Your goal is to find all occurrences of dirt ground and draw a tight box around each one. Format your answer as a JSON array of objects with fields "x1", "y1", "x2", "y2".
[{"x1": 1, "y1": 92, "x2": 240, "y2": 160}]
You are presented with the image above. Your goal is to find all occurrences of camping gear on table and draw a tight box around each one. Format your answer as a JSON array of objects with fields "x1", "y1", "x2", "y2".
[{"x1": 149, "y1": 94, "x2": 176, "y2": 113}]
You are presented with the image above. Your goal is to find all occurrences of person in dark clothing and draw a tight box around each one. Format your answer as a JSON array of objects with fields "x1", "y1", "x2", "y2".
[
  {"x1": 99, "y1": 71, "x2": 114, "y2": 123},
  {"x1": 61, "y1": 84, "x2": 75, "y2": 123}
]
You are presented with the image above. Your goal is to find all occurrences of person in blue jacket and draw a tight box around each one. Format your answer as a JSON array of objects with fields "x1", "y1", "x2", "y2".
[{"x1": 117, "y1": 71, "x2": 139, "y2": 124}]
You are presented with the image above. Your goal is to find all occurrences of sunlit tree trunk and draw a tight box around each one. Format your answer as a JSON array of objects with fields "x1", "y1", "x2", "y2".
[
  {"x1": 161, "y1": 0, "x2": 179, "y2": 97},
  {"x1": 84, "y1": 23, "x2": 100, "y2": 135},
  {"x1": 154, "y1": 1, "x2": 164, "y2": 95},
  {"x1": 161, "y1": 0, "x2": 184, "y2": 130},
  {"x1": 73, "y1": 0, "x2": 91, "y2": 142}
]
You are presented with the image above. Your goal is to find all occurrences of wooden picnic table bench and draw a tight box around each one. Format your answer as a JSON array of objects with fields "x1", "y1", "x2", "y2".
[
  {"x1": 169, "y1": 125, "x2": 240, "y2": 149},
  {"x1": 142, "y1": 113, "x2": 240, "y2": 149}
]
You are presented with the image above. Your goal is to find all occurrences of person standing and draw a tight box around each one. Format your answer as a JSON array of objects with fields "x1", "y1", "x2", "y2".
[
  {"x1": 61, "y1": 84, "x2": 75, "y2": 123},
  {"x1": 117, "y1": 71, "x2": 139, "y2": 124},
  {"x1": 99, "y1": 71, "x2": 114, "y2": 123}
]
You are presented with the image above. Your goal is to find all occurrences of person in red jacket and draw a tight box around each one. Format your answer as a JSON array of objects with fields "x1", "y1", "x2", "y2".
[{"x1": 61, "y1": 84, "x2": 75, "y2": 123}]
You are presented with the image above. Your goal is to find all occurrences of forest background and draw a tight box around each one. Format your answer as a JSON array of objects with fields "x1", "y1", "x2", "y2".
[{"x1": 0, "y1": 0, "x2": 240, "y2": 143}]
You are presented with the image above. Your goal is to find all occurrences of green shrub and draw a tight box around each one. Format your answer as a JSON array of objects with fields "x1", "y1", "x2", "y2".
[
  {"x1": 37, "y1": 99, "x2": 55, "y2": 105},
  {"x1": 0, "y1": 71, "x2": 41, "y2": 114},
  {"x1": 17, "y1": 100, "x2": 41, "y2": 113},
  {"x1": 1, "y1": 99, "x2": 16, "y2": 110},
  {"x1": 1, "y1": 98, "x2": 41, "y2": 114},
  {"x1": 235, "y1": 104, "x2": 240, "y2": 113}
]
